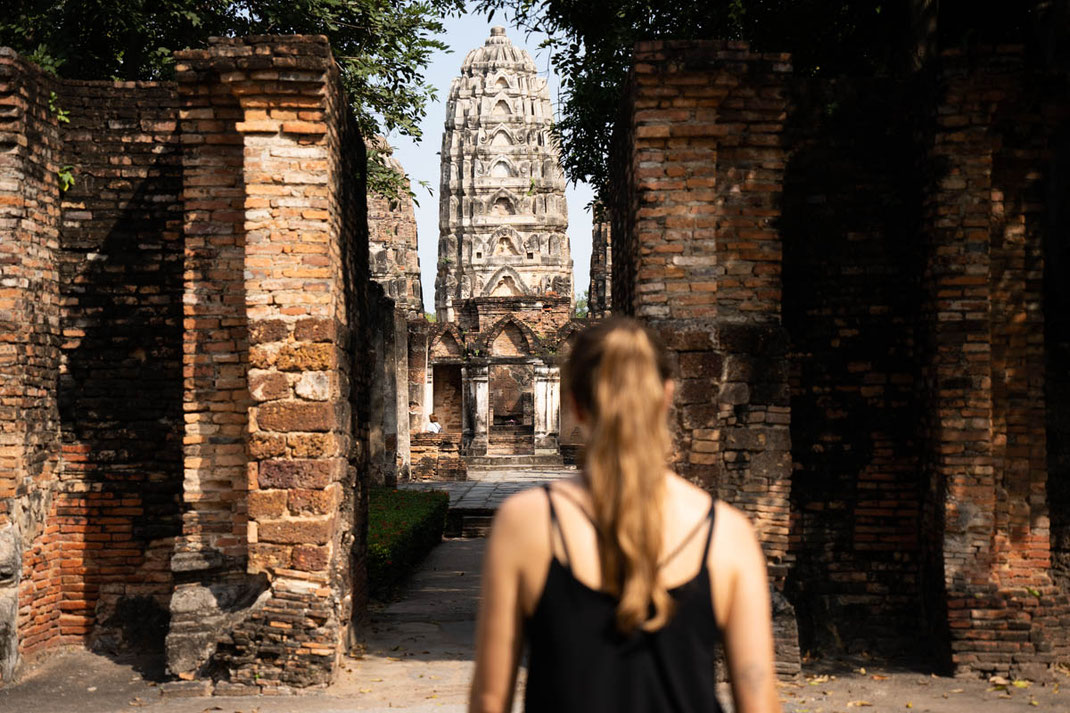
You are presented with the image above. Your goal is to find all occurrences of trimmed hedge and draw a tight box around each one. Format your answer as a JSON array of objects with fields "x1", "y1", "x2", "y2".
[{"x1": 367, "y1": 488, "x2": 450, "y2": 599}]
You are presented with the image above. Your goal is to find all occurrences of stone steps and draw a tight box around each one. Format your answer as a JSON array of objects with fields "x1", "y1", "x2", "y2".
[
  {"x1": 444, "y1": 508, "x2": 495, "y2": 538},
  {"x1": 466, "y1": 454, "x2": 563, "y2": 467}
]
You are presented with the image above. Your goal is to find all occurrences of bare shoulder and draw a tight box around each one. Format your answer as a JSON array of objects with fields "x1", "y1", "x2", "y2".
[
  {"x1": 710, "y1": 501, "x2": 764, "y2": 568},
  {"x1": 714, "y1": 500, "x2": 757, "y2": 536},
  {"x1": 490, "y1": 486, "x2": 550, "y2": 542},
  {"x1": 664, "y1": 472, "x2": 714, "y2": 517}
]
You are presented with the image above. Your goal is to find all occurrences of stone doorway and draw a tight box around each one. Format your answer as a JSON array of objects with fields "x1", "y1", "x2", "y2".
[
  {"x1": 488, "y1": 364, "x2": 534, "y2": 455},
  {"x1": 432, "y1": 364, "x2": 463, "y2": 433}
]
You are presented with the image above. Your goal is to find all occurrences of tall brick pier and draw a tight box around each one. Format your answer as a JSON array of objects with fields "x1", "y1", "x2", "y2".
[
  {"x1": 602, "y1": 40, "x2": 1070, "y2": 678},
  {"x1": 0, "y1": 36, "x2": 375, "y2": 690}
]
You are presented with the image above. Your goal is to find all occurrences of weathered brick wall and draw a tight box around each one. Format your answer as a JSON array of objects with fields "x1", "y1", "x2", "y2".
[
  {"x1": 0, "y1": 51, "x2": 184, "y2": 677},
  {"x1": 1048, "y1": 128, "x2": 1070, "y2": 594},
  {"x1": 367, "y1": 139, "x2": 422, "y2": 318},
  {"x1": 781, "y1": 79, "x2": 928, "y2": 657},
  {"x1": 608, "y1": 40, "x2": 799, "y2": 676},
  {"x1": 431, "y1": 364, "x2": 463, "y2": 433},
  {"x1": 919, "y1": 48, "x2": 1070, "y2": 678},
  {"x1": 0, "y1": 35, "x2": 391, "y2": 689},
  {"x1": 410, "y1": 433, "x2": 466, "y2": 481},
  {"x1": 165, "y1": 35, "x2": 368, "y2": 690},
  {"x1": 54, "y1": 78, "x2": 183, "y2": 656},
  {"x1": 457, "y1": 296, "x2": 571, "y2": 339},
  {"x1": 0, "y1": 49, "x2": 63, "y2": 682}
]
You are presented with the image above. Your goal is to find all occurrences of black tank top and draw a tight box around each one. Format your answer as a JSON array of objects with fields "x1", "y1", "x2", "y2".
[{"x1": 524, "y1": 485, "x2": 726, "y2": 713}]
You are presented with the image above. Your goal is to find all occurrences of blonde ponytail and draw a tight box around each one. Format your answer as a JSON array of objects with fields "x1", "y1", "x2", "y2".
[{"x1": 564, "y1": 318, "x2": 674, "y2": 632}]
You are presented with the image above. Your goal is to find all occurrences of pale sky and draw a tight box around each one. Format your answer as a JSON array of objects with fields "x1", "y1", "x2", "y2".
[{"x1": 389, "y1": 3, "x2": 595, "y2": 314}]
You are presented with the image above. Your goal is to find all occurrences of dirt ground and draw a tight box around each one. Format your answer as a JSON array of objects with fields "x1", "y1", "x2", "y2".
[{"x1": 1, "y1": 539, "x2": 1066, "y2": 713}]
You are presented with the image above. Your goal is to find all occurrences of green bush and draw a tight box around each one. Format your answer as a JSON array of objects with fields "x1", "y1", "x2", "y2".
[{"x1": 367, "y1": 488, "x2": 449, "y2": 599}]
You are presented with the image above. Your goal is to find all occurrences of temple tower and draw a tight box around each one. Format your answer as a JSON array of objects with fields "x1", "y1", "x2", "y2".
[{"x1": 435, "y1": 26, "x2": 572, "y2": 321}]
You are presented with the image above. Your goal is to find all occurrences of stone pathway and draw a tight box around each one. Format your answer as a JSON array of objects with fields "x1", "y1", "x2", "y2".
[
  {"x1": 2, "y1": 536, "x2": 1068, "y2": 712},
  {"x1": 399, "y1": 464, "x2": 576, "y2": 510},
  {"x1": 3, "y1": 462, "x2": 1068, "y2": 711}
]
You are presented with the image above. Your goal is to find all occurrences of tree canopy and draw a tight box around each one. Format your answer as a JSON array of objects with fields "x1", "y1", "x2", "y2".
[
  {"x1": 474, "y1": 0, "x2": 1049, "y2": 202},
  {"x1": 1, "y1": 0, "x2": 464, "y2": 195}
]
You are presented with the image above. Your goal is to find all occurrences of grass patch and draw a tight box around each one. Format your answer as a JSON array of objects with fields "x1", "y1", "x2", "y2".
[{"x1": 367, "y1": 488, "x2": 450, "y2": 599}]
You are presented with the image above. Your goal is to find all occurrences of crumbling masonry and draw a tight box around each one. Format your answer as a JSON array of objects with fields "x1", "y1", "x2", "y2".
[
  {"x1": 3, "y1": 29, "x2": 1070, "y2": 693},
  {"x1": 599, "y1": 40, "x2": 1070, "y2": 677},
  {"x1": 0, "y1": 35, "x2": 381, "y2": 690}
]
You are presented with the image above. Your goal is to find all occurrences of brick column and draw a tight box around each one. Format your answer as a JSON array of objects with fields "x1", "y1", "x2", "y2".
[
  {"x1": 533, "y1": 364, "x2": 560, "y2": 455},
  {"x1": 168, "y1": 35, "x2": 364, "y2": 690},
  {"x1": 921, "y1": 47, "x2": 1070, "y2": 678},
  {"x1": 465, "y1": 364, "x2": 490, "y2": 456},
  {"x1": 0, "y1": 50, "x2": 63, "y2": 681},
  {"x1": 608, "y1": 40, "x2": 798, "y2": 676}
]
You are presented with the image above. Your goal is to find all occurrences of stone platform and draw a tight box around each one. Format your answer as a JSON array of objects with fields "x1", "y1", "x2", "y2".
[{"x1": 399, "y1": 463, "x2": 576, "y2": 536}]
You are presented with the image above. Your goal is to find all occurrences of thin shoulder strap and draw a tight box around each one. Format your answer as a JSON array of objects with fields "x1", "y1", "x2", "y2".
[
  {"x1": 656, "y1": 497, "x2": 718, "y2": 569},
  {"x1": 542, "y1": 484, "x2": 573, "y2": 567},
  {"x1": 701, "y1": 498, "x2": 717, "y2": 560}
]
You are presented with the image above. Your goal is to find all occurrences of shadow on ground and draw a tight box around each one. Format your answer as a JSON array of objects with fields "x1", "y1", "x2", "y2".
[{"x1": 2, "y1": 537, "x2": 1067, "y2": 712}]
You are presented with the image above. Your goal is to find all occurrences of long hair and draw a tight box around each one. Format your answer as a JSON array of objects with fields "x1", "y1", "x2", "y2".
[{"x1": 563, "y1": 317, "x2": 674, "y2": 632}]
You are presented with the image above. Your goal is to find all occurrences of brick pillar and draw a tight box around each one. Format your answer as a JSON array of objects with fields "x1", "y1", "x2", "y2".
[
  {"x1": 168, "y1": 35, "x2": 364, "y2": 690},
  {"x1": 465, "y1": 364, "x2": 490, "y2": 456},
  {"x1": 406, "y1": 321, "x2": 431, "y2": 439},
  {"x1": 533, "y1": 364, "x2": 560, "y2": 454},
  {"x1": 921, "y1": 47, "x2": 1070, "y2": 678},
  {"x1": 0, "y1": 50, "x2": 63, "y2": 682},
  {"x1": 609, "y1": 40, "x2": 798, "y2": 676}
]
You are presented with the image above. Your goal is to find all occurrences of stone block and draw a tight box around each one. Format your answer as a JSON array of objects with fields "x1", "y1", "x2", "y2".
[
  {"x1": 249, "y1": 371, "x2": 290, "y2": 402},
  {"x1": 258, "y1": 517, "x2": 333, "y2": 545},
  {"x1": 288, "y1": 488, "x2": 334, "y2": 515},
  {"x1": 257, "y1": 459, "x2": 339, "y2": 489},
  {"x1": 249, "y1": 543, "x2": 292, "y2": 570},
  {"x1": 294, "y1": 317, "x2": 336, "y2": 342},
  {"x1": 291, "y1": 545, "x2": 329, "y2": 571},
  {"x1": 295, "y1": 371, "x2": 330, "y2": 400},
  {"x1": 289, "y1": 433, "x2": 336, "y2": 457},
  {"x1": 257, "y1": 401, "x2": 335, "y2": 432},
  {"x1": 277, "y1": 343, "x2": 334, "y2": 371},
  {"x1": 249, "y1": 319, "x2": 289, "y2": 344},
  {"x1": 248, "y1": 489, "x2": 288, "y2": 518},
  {"x1": 249, "y1": 433, "x2": 288, "y2": 459}
]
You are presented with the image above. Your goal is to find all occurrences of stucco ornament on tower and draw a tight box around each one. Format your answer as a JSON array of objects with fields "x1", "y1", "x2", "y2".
[{"x1": 435, "y1": 26, "x2": 572, "y2": 321}]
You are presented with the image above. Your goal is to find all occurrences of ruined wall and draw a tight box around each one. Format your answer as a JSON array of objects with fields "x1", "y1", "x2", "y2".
[
  {"x1": 432, "y1": 364, "x2": 463, "y2": 432},
  {"x1": 166, "y1": 36, "x2": 368, "y2": 690},
  {"x1": 0, "y1": 49, "x2": 63, "y2": 682},
  {"x1": 364, "y1": 288, "x2": 409, "y2": 487},
  {"x1": 0, "y1": 34, "x2": 407, "y2": 689},
  {"x1": 1048, "y1": 126, "x2": 1070, "y2": 594},
  {"x1": 587, "y1": 220, "x2": 612, "y2": 318},
  {"x1": 367, "y1": 139, "x2": 422, "y2": 318},
  {"x1": 608, "y1": 40, "x2": 799, "y2": 676},
  {"x1": 407, "y1": 322, "x2": 432, "y2": 436},
  {"x1": 410, "y1": 433, "x2": 466, "y2": 481},
  {"x1": 782, "y1": 79, "x2": 927, "y2": 657},
  {"x1": 610, "y1": 38, "x2": 1070, "y2": 677},
  {"x1": 456, "y1": 296, "x2": 571, "y2": 338},
  {"x1": 919, "y1": 48, "x2": 1070, "y2": 678},
  {"x1": 55, "y1": 78, "x2": 184, "y2": 656},
  {"x1": 0, "y1": 50, "x2": 184, "y2": 679}
]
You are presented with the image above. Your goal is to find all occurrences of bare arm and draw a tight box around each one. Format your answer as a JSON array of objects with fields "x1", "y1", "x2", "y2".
[
  {"x1": 717, "y1": 507, "x2": 782, "y2": 713},
  {"x1": 469, "y1": 497, "x2": 527, "y2": 713}
]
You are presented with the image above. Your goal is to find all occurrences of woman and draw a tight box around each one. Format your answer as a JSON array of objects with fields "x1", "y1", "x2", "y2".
[{"x1": 469, "y1": 317, "x2": 781, "y2": 713}]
